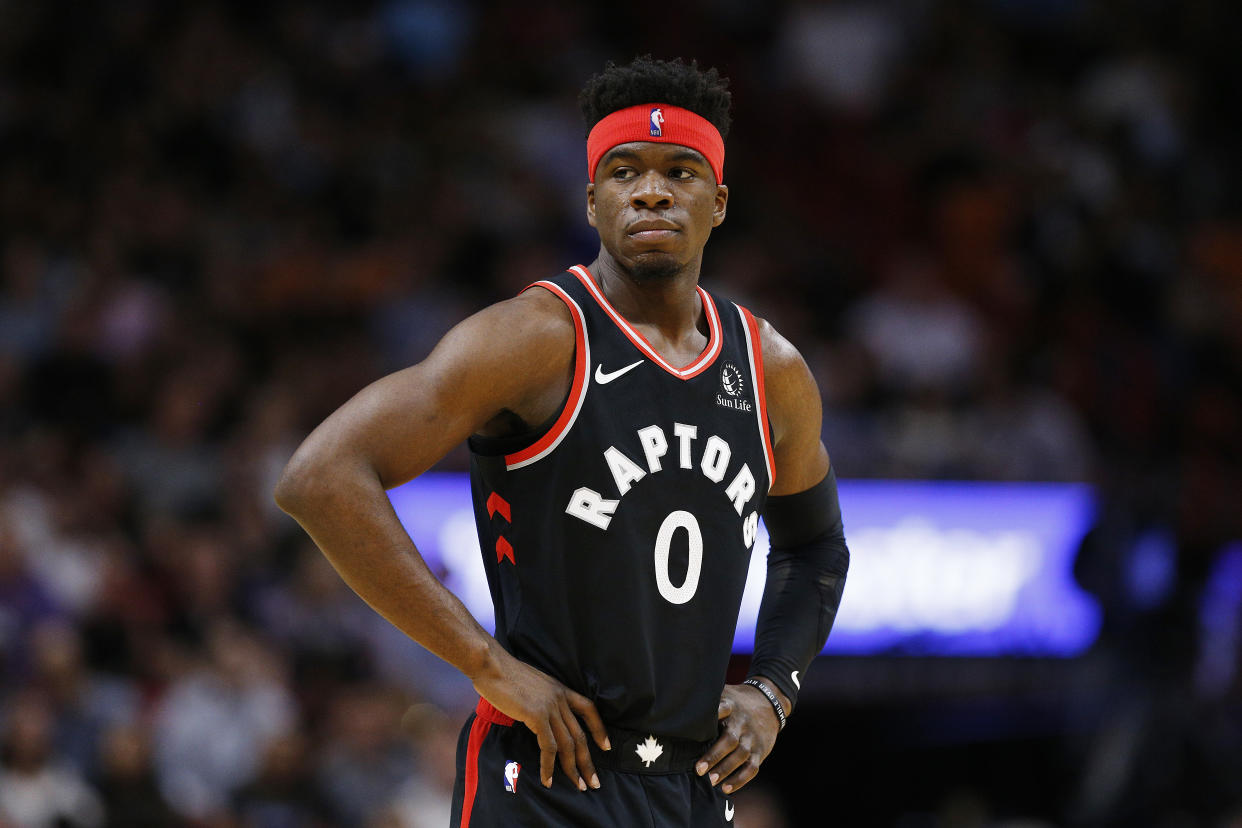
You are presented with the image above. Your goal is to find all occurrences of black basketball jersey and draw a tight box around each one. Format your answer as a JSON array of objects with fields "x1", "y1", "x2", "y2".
[{"x1": 468, "y1": 265, "x2": 774, "y2": 743}]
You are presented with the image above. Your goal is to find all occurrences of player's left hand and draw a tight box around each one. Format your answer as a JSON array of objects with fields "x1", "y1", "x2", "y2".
[{"x1": 694, "y1": 681, "x2": 783, "y2": 794}]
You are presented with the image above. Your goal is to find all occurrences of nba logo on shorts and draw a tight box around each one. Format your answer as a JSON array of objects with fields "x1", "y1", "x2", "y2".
[
  {"x1": 503, "y1": 760, "x2": 521, "y2": 793},
  {"x1": 649, "y1": 107, "x2": 664, "y2": 137}
]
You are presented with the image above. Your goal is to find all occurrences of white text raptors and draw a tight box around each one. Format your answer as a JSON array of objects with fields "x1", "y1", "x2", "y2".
[{"x1": 564, "y1": 422, "x2": 760, "y2": 550}]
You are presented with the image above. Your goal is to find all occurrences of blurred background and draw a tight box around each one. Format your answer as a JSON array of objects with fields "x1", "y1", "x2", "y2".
[{"x1": 2, "y1": 0, "x2": 1241, "y2": 825}]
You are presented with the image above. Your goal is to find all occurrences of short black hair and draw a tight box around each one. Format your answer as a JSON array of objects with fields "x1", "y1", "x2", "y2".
[{"x1": 579, "y1": 55, "x2": 732, "y2": 139}]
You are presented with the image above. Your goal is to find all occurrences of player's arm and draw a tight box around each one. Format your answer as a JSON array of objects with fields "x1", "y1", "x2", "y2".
[
  {"x1": 698, "y1": 318, "x2": 849, "y2": 793},
  {"x1": 748, "y1": 318, "x2": 847, "y2": 707},
  {"x1": 274, "y1": 287, "x2": 609, "y2": 791}
]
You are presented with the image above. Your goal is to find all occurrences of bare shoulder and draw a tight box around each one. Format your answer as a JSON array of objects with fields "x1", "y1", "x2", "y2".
[
  {"x1": 500, "y1": 282, "x2": 576, "y2": 334},
  {"x1": 292, "y1": 284, "x2": 579, "y2": 490},
  {"x1": 459, "y1": 284, "x2": 575, "y2": 356},
  {"x1": 754, "y1": 317, "x2": 807, "y2": 383},
  {"x1": 432, "y1": 285, "x2": 575, "y2": 384},
  {"x1": 753, "y1": 316, "x2": 830, "y2": 495},
  {"x1": 427, "y1": 285, "x2": 577, "y2": 435},
  {"x1": 753, "y1": 316, "x2": 819, "y2": 424}
]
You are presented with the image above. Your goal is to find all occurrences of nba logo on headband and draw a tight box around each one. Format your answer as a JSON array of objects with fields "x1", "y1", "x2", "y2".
[
  {"x1": 586, "y1": 103, "x2": 725, "y2": 182},
  {"x1": 649, "y1": 107, "x2": 664, "y2": 137}
]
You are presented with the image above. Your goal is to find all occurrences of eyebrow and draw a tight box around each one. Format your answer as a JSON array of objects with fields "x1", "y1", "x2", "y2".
[{"x1": 600, "y1": 147, "x2": 710, "y2": 168}]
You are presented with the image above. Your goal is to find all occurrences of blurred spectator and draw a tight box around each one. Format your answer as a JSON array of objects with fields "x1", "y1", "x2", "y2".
[
  {"x1": 382, "y1": 703, "x2": 459, "y2": 828},
  {"x1": 95, "y1": 724, "x2": 177, "y2": 828},
  {"x1": 0, "y1": 509, "x2": 62, "y2": 685},
  {"x1": 848, "y1": 253, "x2": 987, "y2": 396},
  {"x1": 234, "y1": 732, "x2": 334, "y2": 828},
  {"x1": 316, "y1": 684, "x2": 416, "y2": 826},
  {"x1": 27, "y1": 620, "x2": 139, "y2": 776},
  {"x1": 0, "y1": 238, "x2": 70, "y2": 360},
  {"x1": 151, "y1": 621, "x2": 297, "y2": 819},
  {"x1": 110, "y1": 366, "x2": 227, "y2": 519},
  {"x1": 254, "y1": 541, "x2": 374, "y2": 719},
  {"x1": 0, "y1": 692, "x2": 103, "y2": 828},
  {"x1": 960, "y1": 355, "x2": 1094, "y2": 481},
  {"x1": 1, "y1": 451, "x2": 108, "y2": 618},
  {"x1": 776, "y1": 1, "x2": 908, "y2": 113}
]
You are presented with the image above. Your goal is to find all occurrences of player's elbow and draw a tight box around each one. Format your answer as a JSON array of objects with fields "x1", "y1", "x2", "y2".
[
  {"x1": 273, "y1": 443, "x2": 333, "y2": 518},
  {"x1": 272, "y1": 458, "x2": 307, "y2": 517}
]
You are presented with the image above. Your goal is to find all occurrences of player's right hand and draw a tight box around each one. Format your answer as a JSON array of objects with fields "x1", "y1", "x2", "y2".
[{"x1": 471, "y1": 648, "x2": 611, "y2": 791}]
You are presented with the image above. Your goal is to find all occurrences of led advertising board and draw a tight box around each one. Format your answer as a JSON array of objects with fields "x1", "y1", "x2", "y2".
[{"x1": 388, "y1": 475, "x2": 1101, "y2": 657}]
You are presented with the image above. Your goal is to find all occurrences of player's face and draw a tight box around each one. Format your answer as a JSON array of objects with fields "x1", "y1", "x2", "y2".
[{"x1": 587, "y1": 142, "x2": 728, "y2": 281}]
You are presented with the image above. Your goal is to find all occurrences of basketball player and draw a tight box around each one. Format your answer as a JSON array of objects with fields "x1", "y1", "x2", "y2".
[{"x1": 275, "y1": 56, "x2": 849, "y2": 827}]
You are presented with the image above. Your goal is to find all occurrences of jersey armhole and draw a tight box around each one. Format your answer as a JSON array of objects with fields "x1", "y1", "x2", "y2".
[
  {"x1": 496, "y1": 281, "x2": 590, "y2": 471},
  {"x1": 466, "y1": 404, "x2": 562, "y2": 458}
]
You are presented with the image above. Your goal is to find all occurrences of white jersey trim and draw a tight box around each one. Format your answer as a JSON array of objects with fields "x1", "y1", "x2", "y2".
[
  {"x1": 569, "y1": 265, "x2": 722, "y2": 379},
  {"x1": 735, "y1": 303, "x2": 776, "y2": 490},
  {"x1": 504, "y1": 281, "x2": 591, "y2": 471}
]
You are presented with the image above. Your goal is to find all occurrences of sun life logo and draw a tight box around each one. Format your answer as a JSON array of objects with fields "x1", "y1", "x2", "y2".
[
  {"x1": 649, "y1": 107, "x2": 664, "y2": 137},
  {"x1": 716, "y1": 362, "x2": 753, "y2": 412},
  {"x1": 720, "y1": 362, "x2": 744, "y2": 397}
]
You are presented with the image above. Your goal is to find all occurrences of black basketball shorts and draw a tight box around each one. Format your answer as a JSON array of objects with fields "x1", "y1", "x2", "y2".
[{"x1": 450, "y1": 699, "x2": 738, "y2": 827}]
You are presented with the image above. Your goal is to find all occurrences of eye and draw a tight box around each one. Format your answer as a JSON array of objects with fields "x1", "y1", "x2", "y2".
[
  {"x1": 612, "y1": 166, "x2": 638, "y2": 180},
  {"x1": 669, "y1": 168, "x2": 695, "y2": 180}
]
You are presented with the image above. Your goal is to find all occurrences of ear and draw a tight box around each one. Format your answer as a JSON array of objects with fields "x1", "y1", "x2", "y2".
[
  {"x1": 586, "y1": 182, "x2": 597, "y2": 228},
  {"x1": 712, "y1": 184, "x2": 728, "y2": 227}
]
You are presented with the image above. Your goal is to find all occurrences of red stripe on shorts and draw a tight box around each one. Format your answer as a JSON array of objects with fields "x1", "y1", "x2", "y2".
[
  {"x1": 459, "y1": 699, "x2": 514, "y2": 826},
  {"x1": 475, "y1": 697, "x2": 515, "y2": 726},
  {"x1": 458, "y1": 712, "x2": 493, "y2": 827}
]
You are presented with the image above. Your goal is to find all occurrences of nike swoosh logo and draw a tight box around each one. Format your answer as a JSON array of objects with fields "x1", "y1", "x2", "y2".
[
  {"x1": 725, "y1": 800, "x2": 735, "y2": 821},
  {"x1": 594, "y1": 359, "x2": 644, "y2": 385},
  {"x1": 792, "y1": 671, "x2": 801, "y2": 689}
]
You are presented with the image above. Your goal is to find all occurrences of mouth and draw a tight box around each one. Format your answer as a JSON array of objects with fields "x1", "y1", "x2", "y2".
[
  {"x1": 630, "y1": 229, "x2": 678, "y2": 242},
  {"x1": 626, "y1": 220, "x2": 680, "y2": 242}
]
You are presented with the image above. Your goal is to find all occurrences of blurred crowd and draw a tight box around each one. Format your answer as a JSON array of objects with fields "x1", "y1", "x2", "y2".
[{"x1": 1, "y1": 0, "x2": 1240, "y2": 826}]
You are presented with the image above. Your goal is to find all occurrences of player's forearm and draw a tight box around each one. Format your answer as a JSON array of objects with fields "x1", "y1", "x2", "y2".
[
  {"x1": 750, "y1": 552, "x2": 845, "y2": 703},
  {"x1": 750, "y1": 469, "x2": 849, "y2": 706},
  {"x1": 274, "y1": 455, "x2": 499, "y2": 681}
]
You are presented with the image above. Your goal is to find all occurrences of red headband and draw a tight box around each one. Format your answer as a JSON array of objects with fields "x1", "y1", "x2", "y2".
[{"x1": 587, "y1": 103, "x2": 725, "y2": 184}]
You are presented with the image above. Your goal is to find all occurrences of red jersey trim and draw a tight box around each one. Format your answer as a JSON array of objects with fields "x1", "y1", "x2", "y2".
[
  {"x1": 568, "y1": 264, "x2": 722, "y2": 380},
  {"x1": 736, "y1": 304, "x2": 776, "y2": 490},
  {"x1": 504, "y1": 281, "x2": 590, "y2": 471}
]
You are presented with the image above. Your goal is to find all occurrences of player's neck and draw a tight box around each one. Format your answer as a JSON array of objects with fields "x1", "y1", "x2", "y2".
[{"x1": 590, "y1": 253, "x2": 705, "y2": 338}]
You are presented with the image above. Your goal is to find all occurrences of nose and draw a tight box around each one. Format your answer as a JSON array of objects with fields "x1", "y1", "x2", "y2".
[{"x1": 630, "y1": 170, "x2": 673, "y2": 209}]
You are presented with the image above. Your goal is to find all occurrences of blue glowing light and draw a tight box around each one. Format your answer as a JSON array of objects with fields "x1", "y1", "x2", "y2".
[{"x1": 388, "y1": 475, "x2": 1101, "y2": 657}]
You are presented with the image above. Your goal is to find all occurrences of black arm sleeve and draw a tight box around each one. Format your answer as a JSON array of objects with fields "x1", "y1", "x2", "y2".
[{"x1": 748, "y1": 468, "x2": 849, "y2": 708}]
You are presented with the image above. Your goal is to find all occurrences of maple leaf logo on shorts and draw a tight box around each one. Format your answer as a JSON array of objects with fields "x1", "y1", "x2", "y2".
[{"x1": 636, "y1": 735, "x2": 664, "y2": 767}]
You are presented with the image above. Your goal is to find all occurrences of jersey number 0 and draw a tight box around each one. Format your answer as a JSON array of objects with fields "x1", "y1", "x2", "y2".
[{"x1": 653, "y1": 510, "x2": 703, "y2": 604}]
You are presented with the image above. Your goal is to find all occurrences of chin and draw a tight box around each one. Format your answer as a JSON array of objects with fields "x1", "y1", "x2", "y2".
[{"x1": 629, "y1": 253, "x2": 682, "y2": 282}]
